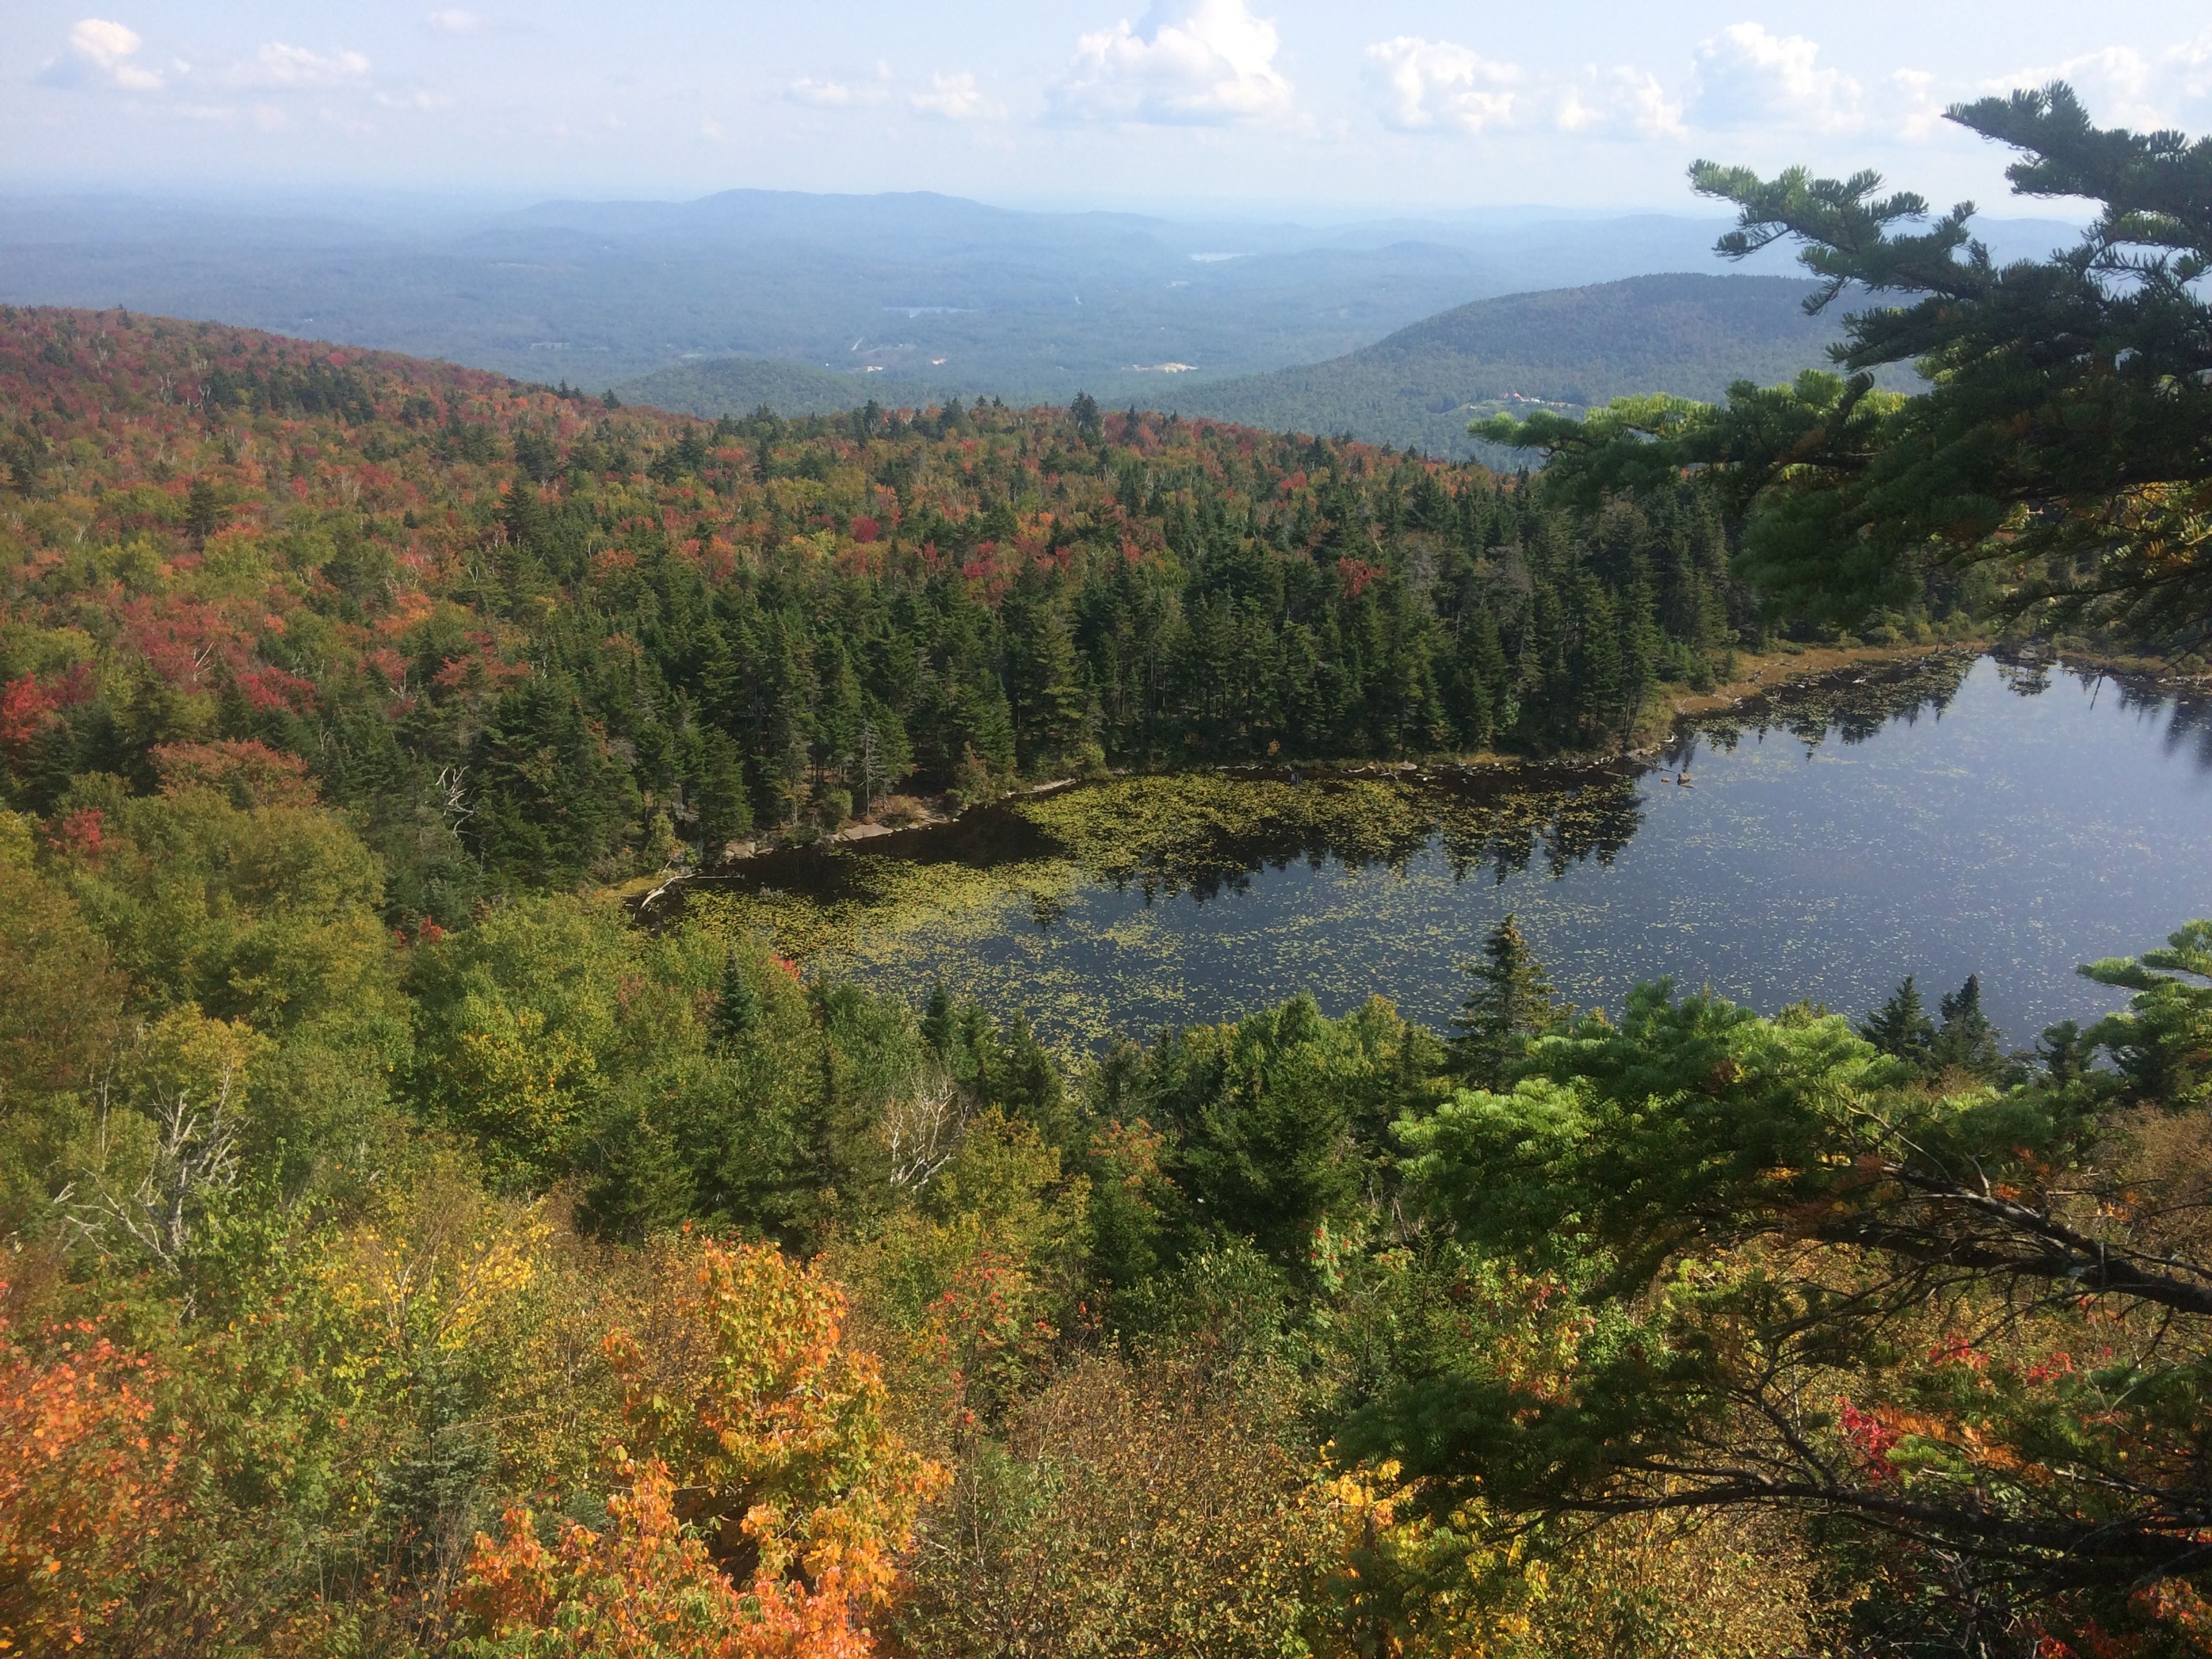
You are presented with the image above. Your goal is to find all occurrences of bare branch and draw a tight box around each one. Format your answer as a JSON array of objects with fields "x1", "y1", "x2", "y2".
[{"x1": 884, "y1": 1071, "x2": 965, "y2": 1192}]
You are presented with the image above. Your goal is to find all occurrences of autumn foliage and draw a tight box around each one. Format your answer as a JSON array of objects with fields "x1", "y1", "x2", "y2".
[
  {"x1": 459, "y1": 1463, "x2": 876, "y2": 1659},
  {"x1": 0, "y1": 1298, "x2": 177, "y2": 1654},
  {"x1": 459, "y1": 1237, "x2": 942, "y2": 1658}
]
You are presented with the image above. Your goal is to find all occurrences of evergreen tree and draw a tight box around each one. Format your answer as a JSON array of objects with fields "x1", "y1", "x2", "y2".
[
  {"x1": 495, "y1": 478, "x2": 553, "y2": 617},
  {"x1": 2036, "y1": 1018, "x2": 2090, "y2": 1084},
  {"x1": 472, "y1": 675, "x2": 634, "y2": 885},
  {"x1": 1449, "y1": 914, "x2": 1562, "y2": 1085},
  {"x1": 712, "y1": 950, "x2": 762, "y2": 1050},
  {"x1": 580, "y1": 1105, "x2": 696, "y2": 1242},
  {"x1": 1568, "y1": 574, "x2": 1622, "y2": 748},
  {"x1": 1006, "y1": 575, "x2": 1089, "y2": 774},
  {"x1": 980, "y1": 1012, "x2": 1075, "y2": 1150},
  {"x1": 185, "y1": 476, "x2": 224, "y2": 544},
  {"x1": 1932, "y1": 972, "x2": 2005, "y2": 1077},
  {"x1": 693, "y1": 730, "x2": 752, "y2": 850},
  {"x1": 1616, "y1": 560, "x2": 1661, "y2": 743},
  {"x1": 921, "y1": 980, "x2": 956, "y2": 1058},
  {"x1": 1069, "y1": 391, "x2": 1102, "y2": 442},
  {"x1": 512, "y1": 425, "x2": 560, "y2": 483},
  {"x1": 499, "y1": 475, "x2": 549, "y2": 550},
  {"x1": 1858, "y1": 975, "x2": 1937, "y2": 1068}
]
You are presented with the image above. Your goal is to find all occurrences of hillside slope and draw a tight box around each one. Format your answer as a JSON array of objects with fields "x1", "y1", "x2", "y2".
[
  {"x1": 1176, "y1": 273, "x2": 1865, "y2": 456},
  {"x1": 0, "y1": 304, "x2": 1762, "y2": 922}
]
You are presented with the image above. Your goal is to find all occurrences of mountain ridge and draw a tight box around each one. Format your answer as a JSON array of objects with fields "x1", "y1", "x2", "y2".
[{"x1": 1171, "y1": 271, "x2": 1865, "y2": 456}]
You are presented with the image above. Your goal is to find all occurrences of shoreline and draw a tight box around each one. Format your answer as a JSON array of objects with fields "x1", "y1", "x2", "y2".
[
  {"x1": 1658, "y1": 639, "x2": 1976, "y2": 725},
  {"x1": 631, "y1": 636, "x2": 2184, "y2": 908}
]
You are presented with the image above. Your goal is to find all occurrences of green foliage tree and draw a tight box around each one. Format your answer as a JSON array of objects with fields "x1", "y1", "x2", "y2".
[
  {"x1": 1366, "y1": 931, "x2": 2212, "y2": 1646},
  {"x1": 1111, "y1": 994, "x2": 1433, "y2": 1268},
  {"x1": 1930, "y1": 971, "x2": 2005, "y2": 1077},
  {"x1": 1855, "y1": 973, "x2": 1935, "y2": 1067},
  {"x1": 184, "y1": 478, "x2": 224, "y2": 544},
  {"x1": 711, "y1": 947, "x2": 762, "y2": 1050},
  {"x1": 692, "y1": 729, "x2": 752, "y2": 851},
  {"x1": 2079, "y1": 918, "x2": 2212, "y2": 1107},
  {"x1": 1447, "y1": 914, "x2": 1561, "y2": 1086},
  {"x1": 1069, "y1": 390, "x2": 1103, "y2": 443}
]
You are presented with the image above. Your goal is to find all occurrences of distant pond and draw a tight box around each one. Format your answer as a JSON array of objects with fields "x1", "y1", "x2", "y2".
[{"x1": 696, "y1": 653, "x2": 2212, "y2": 1055}]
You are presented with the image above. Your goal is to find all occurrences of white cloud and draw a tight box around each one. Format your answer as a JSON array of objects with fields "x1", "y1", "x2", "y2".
[
  {"x1": 1690, "y1": 22, "x2": 1862, "y2": 132},
  {"x1": 700, "y1": 117, "x2": 725, "y2": 141},
  {"x1": 1996, "y1": 46, "x2": 2154, "y2": 126},
  {"x1": 228, "y1": 42, "x2": 372, "y2": 90},
  {"x1": 1362, "y1": 41, "x2": 1679, "y2": 141},
  {"x1": 1890, "y1": 68, "x2": 1946, "y2": 142},
  {"x1": 1364, "y1": 37, "x2": 1520, "y2": 134},
  {"x1": 787, "y1": 65, "x2": 892, "y2": 108},
  {"x1": 377, "y1": 88, "x2": 453, "y2": 112},
  {"x1": 1980, "y1": 38, "x2": 2212, "y2": 132},
  {"x1": 72, "y1": 18, "x2": 145, "y2": 73},
  {"x1": 1556, "y1": 66, "x2": 1683, "y2": 138},
  {"x1": 789, "y1": 77, "x2": 856, "y2": 107},
  {"x1": 39, "y1": 17, "x2": 165, "y2": 90},
  {"x1": 2172, "y1": 31, "x2": 2212, "y2": 105},
  {"x1": 911, "y1": 71, "x2": 1005, "y2": 121},
  {"x1": 426, "y1": 9, "x2": 492, "y2": 37},
  {"x1": 1051, "y1": 0, "x2": 1293, "y2": 125},
  {"x1": 1878, "y1": 31, "x2": 2212, "y2": 147}
]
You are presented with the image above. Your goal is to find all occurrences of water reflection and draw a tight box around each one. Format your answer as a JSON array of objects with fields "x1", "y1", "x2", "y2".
[
  {"x1": 702, "y1": 652, "x2": 2212, "y2": 1052},
  {"x1": 1681, "y1": 651, "x2": 1976, "y2": 761},
  {"x1": 2119, "y1": 673, "x2": 2212, "y2": 773},
  {"x1": 1037, "y1": 652, "x2": 1998, "y2": 902},
  {"x1": 1059, "y1": 767, "x2": 1653, "y2": 902}
]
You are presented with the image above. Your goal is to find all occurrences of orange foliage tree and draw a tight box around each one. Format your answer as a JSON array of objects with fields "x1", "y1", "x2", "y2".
[
  {"x1": 459, "y1": 1462, "x2": 876, "y2": 1659},
  {"x1": 0, "y1": 1297, "x2": 179, "y2": 1655},
  {"x1": 458, "y1": 1236, "x2": 942, "y2": 1657}
]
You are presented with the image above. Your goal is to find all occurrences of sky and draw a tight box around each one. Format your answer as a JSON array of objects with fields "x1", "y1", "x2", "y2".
[{"x1": 4, "y1": 1, "x2": 2208, "y2": 215}]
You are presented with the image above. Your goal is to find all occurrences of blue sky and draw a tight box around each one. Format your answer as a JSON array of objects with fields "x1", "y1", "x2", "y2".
[{"x1": 5, "y1": 1, "x2": 2207, "y2": 213}]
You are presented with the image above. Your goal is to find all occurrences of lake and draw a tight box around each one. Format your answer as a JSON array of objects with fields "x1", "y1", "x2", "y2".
[{"x1": 705, "y1": 653, "x2": 2212, "y2": 1055}]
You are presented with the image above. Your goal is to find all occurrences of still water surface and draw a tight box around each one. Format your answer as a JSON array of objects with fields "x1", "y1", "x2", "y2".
[{"x1": 805, "y1": 655, "x2": 2212, "y2": 1052}]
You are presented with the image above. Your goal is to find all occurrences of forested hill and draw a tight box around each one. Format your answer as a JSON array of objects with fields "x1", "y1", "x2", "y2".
[
  {"x1": 0, "y1": 303, "x2": 1796, "y2": 929},
  {"x1": 1177, "y1": 273, "x2": 1862, "y2": 456}
]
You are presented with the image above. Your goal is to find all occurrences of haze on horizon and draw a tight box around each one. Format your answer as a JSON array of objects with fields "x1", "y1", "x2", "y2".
[{"x1": 3, "y1": 0, "x2": 2207, "y2": 218}]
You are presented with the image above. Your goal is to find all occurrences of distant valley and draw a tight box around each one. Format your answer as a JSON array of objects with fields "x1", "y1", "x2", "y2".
[
  {"x1": 622, "y1": 271, "x2": 1900, "y2": 455},
  {"x1": 0, "y1": 187, "x2": 2066, "y2": 450}
]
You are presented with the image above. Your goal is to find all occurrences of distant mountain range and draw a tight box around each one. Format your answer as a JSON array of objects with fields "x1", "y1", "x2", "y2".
[
  {"x1": 2, "y1": 187, "x2": 2073, "y2": 413},
  {"x1": 2, "y1": 189, "x2": 1805, "y2": 401},
  {"x1": 0, "y1": 188, "x2": 2071, "y2": 437}
]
